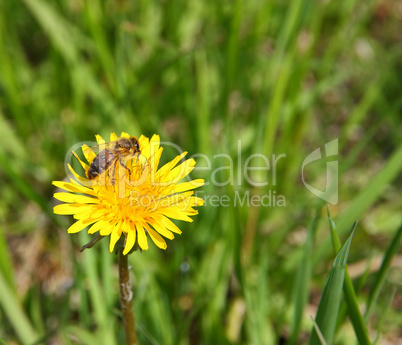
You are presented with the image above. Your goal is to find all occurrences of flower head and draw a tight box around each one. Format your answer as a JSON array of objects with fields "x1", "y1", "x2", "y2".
[{"x1": 53, "y1": 133, "x2": 204, "y2": 254}]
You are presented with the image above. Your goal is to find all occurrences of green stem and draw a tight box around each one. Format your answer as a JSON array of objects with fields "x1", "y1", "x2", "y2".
[{"x1": 118, "y1": 250, "x2": 138, "y2": 345}]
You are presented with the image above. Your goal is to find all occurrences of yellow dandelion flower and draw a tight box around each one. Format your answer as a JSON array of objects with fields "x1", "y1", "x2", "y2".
[{"x1": 53, "y1": 132, "x2": 204, "y2": 254}]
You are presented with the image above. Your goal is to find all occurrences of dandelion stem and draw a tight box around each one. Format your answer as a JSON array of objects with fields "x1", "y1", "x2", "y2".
[{"x1": 118, "y1": 250, "x2": 138, "y2": 345}]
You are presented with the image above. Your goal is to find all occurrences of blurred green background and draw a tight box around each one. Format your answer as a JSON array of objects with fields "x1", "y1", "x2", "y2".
[{"x1": 0, "y1": 0, "x2": 401, "y2": 344}]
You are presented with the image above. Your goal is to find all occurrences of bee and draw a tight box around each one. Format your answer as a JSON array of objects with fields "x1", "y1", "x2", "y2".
[{"x1": 86, "y1": 136, "x2": 141, "y2": 182}]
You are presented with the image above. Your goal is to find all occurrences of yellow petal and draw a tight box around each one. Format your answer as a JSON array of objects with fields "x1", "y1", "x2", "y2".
[
  {"x1": 53, "y1": 203, "x2": 90, "y2": 215},
  {"x1": 90, "y1": 208, "x2": 109, "y2": 219},
  {"x1": 96, "y1": 134, "x2": 106, "y2": 145},
  {"x1": 72, "y1": 151, "x2": 89, "y2": 171},
  {"x1": 52, "y1": 180, "x2": 97, "y2": 196},
  {"x1": 88, "y1": 219, "x2": 109, "y2": 234},
  {"x1": 100, "y1": 222, "x2": 115, "y2": 236},
  {"x1": 138, "y1": 135, "x2": 149, "y2": 148},
  {"x1": 54, "y1": 192, "x2": 98, "y2": 204},
  {"x1": 82, "y1": 144, "x2": 96, "y2": 164},
  {"x1": 136, "y1": 224, "x2": 148, "y2": 250},
  {"x1": 150, "y1": 134, "x2": 160, "y2": 146},
  {"x1": 139, "y1": 136, "x2": 151, "y2": 159},
  {"x1": 149, "y1": 221, "x2": 174, "y2": 239},
  {"x1": 159, "y1": 216, "x2": 182, "y2": 234},
  {"x1": 120, "y1": 132, "x2": 130, "y2": 139},
  {"x1": 183, "y1": 209, "x2": 199, "y2": 216},
  {"x1": 121, "y1": 220, "x2": 130, "y2": 234},
  {"x1": 164, "y1": 158, "x2": 195, "y2": 183},
  {"x1": 189, "y1": 196, "x2": 205, "y2": 207},
  {"x1": 109, "y1": 222, "x2": 122, "y2": 252},
  {"x1": 67, "y1": 164, "x2": 92, "y2": 186},
  {"x1": 144, "y1": 224, "x2": 167, "y2": 249},
  {"x1": 158, "y1": 207, "x2": 194, "y2": 222},
  {"x1": 157, "y1": 192, "x2": 194, "y2": 208},
  {"x1": 73, "y1": 207, "x2": 99, "y2": 220},
  {"x1": 67, "y1": 218, "x2": 97, "y2": 233},
  {"x1": 148, "y1": 134, "x2": 160, "y2": 164},
  {"x1": 173, "y1": 179, "x2": 205, "y2": 193},
  {"x1": 156, "y1": 152, "x2": 187, "y2": 180},
  {"x1": 123, "y1": 223, "x2": 136, "y2": 255},
  {"x1": 150, "y1": 147, "x2": 163, "y2": 172}
]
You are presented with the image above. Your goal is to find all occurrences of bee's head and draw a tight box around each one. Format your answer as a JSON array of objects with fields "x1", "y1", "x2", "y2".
[
  {"x1": 115, "y1": 136, "x2": 140, "y2": 154},
  {"x1": 130, "y1": 137, "x2": 140, "y2": 153}
]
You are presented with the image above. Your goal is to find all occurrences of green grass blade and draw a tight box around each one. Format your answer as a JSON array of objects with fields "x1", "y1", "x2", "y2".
[
  {"x1": 0, "y1": 271, "x2": 38, "y2": 345},
  {"x1": 309, "y1": 221, "x2": 357, "y2": 345},
  {"x1": 0, "y1": 226, "x2": 15, "y2": 289},
  {"x1": 327, "y1": 206, "x2": 343, "y2": 252},
  {"x1": 287, "y1": 206, "x2": 321, "y2": 345},
  {"x1": 195, "y1": 51, "x2": 212, "y2": 154},
  {"x1": 311, "y1": 317, "x2": 328, "y2": 345},
  {"x1": 20, "y1": 0, "x2": 79, "y2": 63},
  {"x1": 0, "y1": 154, "x2": 58, "y2": 224},
  {"x1": 20, "y1": 0, "x2": 121, "y2": 127},
  {"x1": 63, "y1": 326, "x2": 102, "y2": 345},
  {"x1": 224, "y1": 0, "x2": 242, "y2": 111},
  {"x1": 262, "y1": 53, "x2": 292, "y2": 157},
  {"x1": 316, "y1": 143, "x2": 402, "y2": 261},
  {"x1": 365, "y1": 221, "x2": 402, "y2": 321},
  {"x1": 327, "y1": 208, "x2": 372, "y2": 345},
  {"x1": 372, "y1": 287, "x2": 397, "y2": 345},
  {"x1": 335, "y1": 144, "x2": 402, "y2": 236},
  {"x1": 79, "y1": 232, "x2": 116, "y2": 345},
  {"x1": 82, "y1": 0, "x2": 116, "y2": 94}
]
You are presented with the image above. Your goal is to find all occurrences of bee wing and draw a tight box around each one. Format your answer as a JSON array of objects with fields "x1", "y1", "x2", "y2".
[
  {"x1": 82, "y1": 140, "x2": 117, "y2": 164},
  {"x1": 83, "y1": 141, "x2": 117, "y2": 155}
]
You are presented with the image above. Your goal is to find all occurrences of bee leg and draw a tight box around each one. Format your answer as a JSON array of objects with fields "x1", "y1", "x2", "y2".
[
  {"x1": 135, "y1": 153, "x2": 147, "y2": 173},
  {"x1": 119, "y1": 159, "x2": 131, "y2": 172},
  {"x1": 110, "y1": 159, "x2": 119, "y2": 186},
  {"x1": 130, "y1": 153, "x2": 139, "y2": 169},
  {"x1": 119, "y1": 159, "x2": 132, "y2": 180}
]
